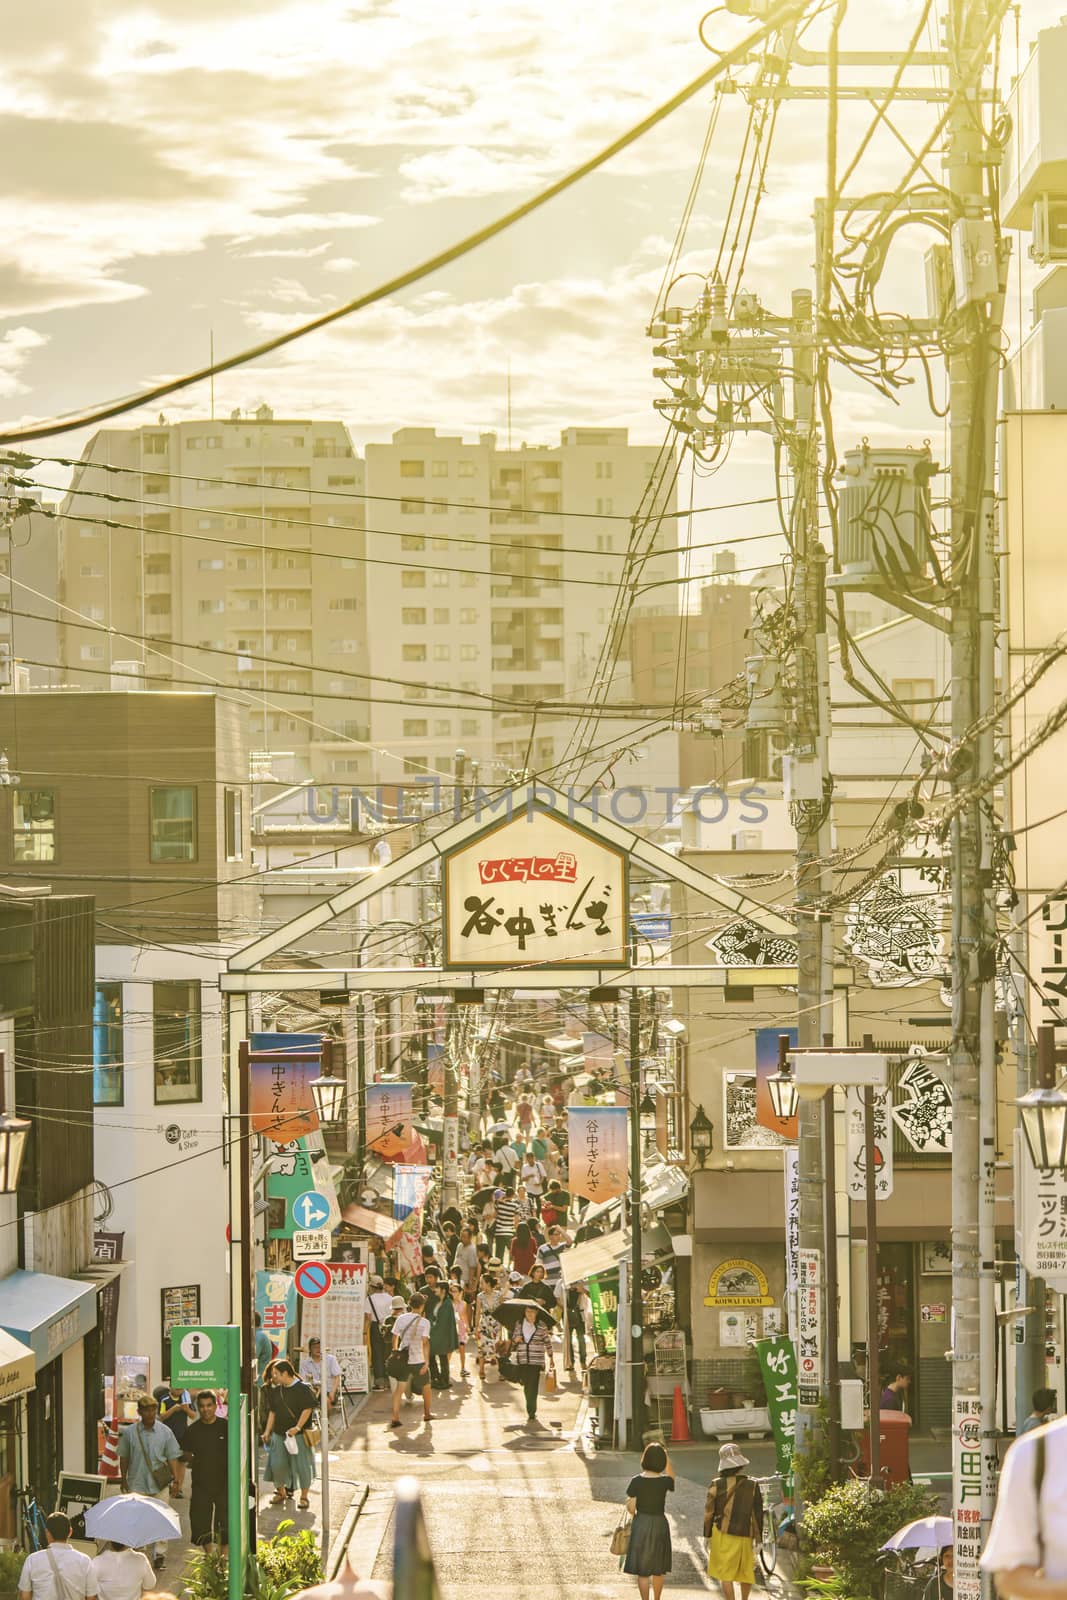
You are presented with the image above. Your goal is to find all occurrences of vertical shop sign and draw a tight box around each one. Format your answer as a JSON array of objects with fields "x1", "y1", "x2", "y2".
[
  {"x1": 797, "y1": 1247, "x2": 822, "y2": 1405},
  {"x1": 845, "y1": 1087, "x2": 894, "y2": 1199},
  {"x1": 568, "y1": 1106, "x2": 628, "y2": 1201},
  {"x1": 589, "y1": 1271, "x2": 619, "y2": 1353},
  {"x1": 753, "y1": 1335, "x2": 798, "y2": 1482},
  {"x1": 783, "y1": 1148, "x2": 800, "y2": 1341},
  {"x1": 952, "y1": 1397, "x2": 983, "y2": 1600}
]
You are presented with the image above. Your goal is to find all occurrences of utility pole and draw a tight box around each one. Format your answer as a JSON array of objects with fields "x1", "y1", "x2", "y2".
[
  {"x1": 790, "y1": 286, "x2": 837, "y2": 1484},
  {"x1": 944, "y1": 0, "x2": 1003, "y2": 1586}
]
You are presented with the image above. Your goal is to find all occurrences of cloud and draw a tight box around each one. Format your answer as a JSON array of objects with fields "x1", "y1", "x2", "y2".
[
  {"x1": 322, "y1": 256, "x2": 360, "y2": 275},
  {"x1": 0, "y1": 327, "x2": 48, "y2": 397},
  {"x1": 398, "y1": 145, "x2": 556, "y2": 203},
  {"x1": 0, "y1": 114, "x2": 223, "y2": 202}
]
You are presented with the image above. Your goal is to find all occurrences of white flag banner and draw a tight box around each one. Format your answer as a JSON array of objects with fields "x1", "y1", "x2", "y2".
[{"x1": 844, "y1": 1087, "x2": 894, "y2": 1199}]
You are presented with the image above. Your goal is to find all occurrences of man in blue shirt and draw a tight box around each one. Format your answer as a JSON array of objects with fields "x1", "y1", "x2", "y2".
[{"x1": 116, "y1": 1398, "x2": 182, "y2": 1569}]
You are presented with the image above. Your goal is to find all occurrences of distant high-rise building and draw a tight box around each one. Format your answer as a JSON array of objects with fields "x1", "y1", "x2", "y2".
[{"x1": 57, "y1": 416, "x2": 678, "y2": 791}]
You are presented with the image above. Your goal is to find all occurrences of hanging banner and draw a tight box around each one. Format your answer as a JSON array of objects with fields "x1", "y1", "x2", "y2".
[
  {"x1": 783, "y1": 1148, "x2": 800, "y2": 1342},
  {"x1": 394, "y1": 1165, "x2": 432, "y2": 1221},
  {"x1": 753, "y1": 1335, "x2": 798, "y2": 1482},
  {"x1": 441, "y1": 807, "x2": 628, "y2": 969},
  {"x1": 588, "y1": 1270, "x2": 619, "y2": 1353},
  {"x1": 256, "y1": 1271, "x2": 297, "y2": 1339},
  {"x1": 427, "y1": 1043, "x2": 445, "y2": 1095},
  {"x1": 249, "y1": 1048, "x2": 321, "y2": 1144},
  {"x1": 1017, "y1": 1131, "x2": 1067, "y2": 1289},
  {"x1": 891, "y1": 1053, "x2": 952, "y2": 1153},
  {"x1": 366, "y1": 1082, "x2": 413, "y2": 1154},
  {"x1": 568, "y1": 1106, "x2": 628, "y2": 1202},
  {"x1": 319, "y1": 1264, "x2": 368, "y2": 1394},
  {"x1": 844, "y1": 1087, "x2": 894, "y2": 1199},
  {"x1": 388, "y1": 1204, "x2": 425, "y2": 1280},
  {"x1": 755, "y1": 1027, "x2": 798, "y2": 1139}
]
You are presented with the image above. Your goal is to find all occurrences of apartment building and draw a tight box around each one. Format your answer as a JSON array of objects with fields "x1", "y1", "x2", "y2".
[
  {"x1": 362, "y1": 425, "x2": 678, "y2": 785},
  {"x1": 58, "y1": 419, "x2": 679, "y2": 794},
  {"x1": 56, "y1": 409, "x2": 370, "y2": 782}
]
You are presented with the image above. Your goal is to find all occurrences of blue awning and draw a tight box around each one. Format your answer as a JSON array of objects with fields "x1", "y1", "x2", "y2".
[{"x1": 0, "y1": 1269, "x2": 97, "y2": 1364}]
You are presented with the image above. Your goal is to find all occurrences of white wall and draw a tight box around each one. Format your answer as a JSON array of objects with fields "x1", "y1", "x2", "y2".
[{"x1": 94, "y1": 946, "x2": 228, "y2": 1388}]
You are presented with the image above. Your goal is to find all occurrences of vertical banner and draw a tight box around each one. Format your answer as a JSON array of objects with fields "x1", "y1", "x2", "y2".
[
  {"x1": 249, "y1": 1050, "x2": 321, "y2": 1144},
  {"x1": 844, "y1": 1087, "x2": 894, "y2": 1199},
  {"x1": 321, "y1": 1264, "x2": 368, "y2": 1393},
  {"x1": 366, "y1": 1082, "x2": 414, "y2": 1156},
  {"x1": 797, "y1": 1247, "x2": 822, "y2": 1405},
  {"x1": 588, "y1": 1270, "x2": 619, "y2": 1353},
  {"x1": 568, "y1": 1106, "x2": 628, "y2": 1201},
  {"x1": 753, "y1": 1335, "x2": 798, "y2": 1482},
  {"x1": 953, "y1": 1396, "x2": 984, "y2": 1600},
  {"x1": 783, "y1": 1148, "x2": 800, "y2": 1342},
  {"x1": 756, "y1": 1027, "x2": 798, "y2": 1139},
  {"x1": 427, "y1": 1043, "x2": 445, "y2": 1096},
  {"x1": 256, "y1": 1270, "x2": 297, "y2": 1340},
  {"x1": 388, "y1": 1205, "x2": 425, "y2": 1281},
  {"x1": 443, "y1": 1114, "x2": 460, "y2": 1196},
  {"x1": 394, "y1": 1164, "x2": 432, "y2": 1221}
]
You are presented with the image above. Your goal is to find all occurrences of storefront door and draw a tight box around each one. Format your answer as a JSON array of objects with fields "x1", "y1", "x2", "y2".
[{"x1": 27, "y1": 1358, "x2": 62, "y2": 1505}]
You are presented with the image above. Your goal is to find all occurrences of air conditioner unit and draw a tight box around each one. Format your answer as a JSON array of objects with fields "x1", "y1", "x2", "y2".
[
  {"x1": 1031, "y1": 195, "x2": 1067, "y2": 265},
  {"x1": 732, "y1": 829, "x2": 763, "y2": 851}
]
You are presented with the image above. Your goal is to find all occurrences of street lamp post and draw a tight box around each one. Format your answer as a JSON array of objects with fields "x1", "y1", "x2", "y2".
[{"x1": 689, "y1": 1104, "x2": 714, "y2": 1167}]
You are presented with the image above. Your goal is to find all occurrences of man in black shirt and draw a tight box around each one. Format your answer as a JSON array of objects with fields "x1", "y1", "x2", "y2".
[{"x1": 182, "y1": 1391, "x2": 228, "y2": 1552}]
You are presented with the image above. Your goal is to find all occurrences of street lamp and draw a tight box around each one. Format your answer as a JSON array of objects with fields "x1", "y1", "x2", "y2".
[
  {"x1": 311, "y1": 1074, "x2": 346, "y2": 1128},
  {"x1": 767, "y1": 1062, "x2": 800, "y2": 1123},
  {"x1": 640, "y1": 1091, "x2": 658, "y2": 1156},
  {"x1": 689, "y1": 1104, "x2": 713, "y2": 1166},
  {"x1": 1015, "y1": 1085, "x2": 1067, "y2": 1170}
]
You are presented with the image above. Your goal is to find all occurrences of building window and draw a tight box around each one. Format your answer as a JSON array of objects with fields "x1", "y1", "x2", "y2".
[
  {"x1": 459, "y1": 608, "x2": 478, "y2": 624},
  {"x1": 460, "y1": 718, "x2": 480, "y2": 736},
  {"x1": 400, "y1": 499, "x2": 425, "y2": 515},
  {"x1": 80, "y1": 645, "x2": 104, "y2": 660},
  {"x1": 595, "y1": 461, "x2": 613, "y2": 479},
  {"x1": 403, "y1": 719, "x2": 428, "y2": 737},
  {"x1": 399, "y1": 460, "x2": 425, "y2": 478},
  {"x1": 224, "y1": 788, "x2": 243, "y2": 861},
  {"x1": 431, "y1": 571, "x2": 450, "y2": 587},
  {"x1": 458, "y1": 461, "x2": 475, "y2": 477},
  {"x1": 433, "y1": 644, "x2": 451, "y2": 661},
  {"x1": 890, "y1": 678, "x2": 937, "y2": 706},
  {"x1": 197, "y1": 559, "x2": 224, "y2": 572},
  {"x1": 93, "y1": 983, "x2": 123, "y2": 1106},
  {"x1": 401, "y1": 570, "x2": 426, "y2": 589},
  {"x1": 433, "y1": 608, "x2": 450, "y2": 625},
  {"x1": 434, "y1": 719, "x2": 451, "y2": 736},
  {"x1": 460, "y1": 645, "x2": 478, "y2": 661},
  {"x1": 143, "y1": 434, "x2": 168, "y2": 455},
  {"x1": 432, "y1": 461, "x2": 449, "y2": 477},
  {"x1": 150, "y1": 786, "x2": 197, "y2": 862},
  {"x1": 80, "y1": 565, "x2": 103, "y2": 578},
  {"x1": 153, "y1": 981, "x2": 202, "y2": 1104},
  {"x1": 13, "y1": 789, "x2": 55, "y2": 862},
  {"x1": 401, "y1": 608, "x2": 426, "y2": 625},
  {"x1": 328, "y1": 598, "x2": 359, "y2": 611},
  {"x1": 402, "y1": 644, "x2": 427, "y2": 662},
  {"x1": 401, "y1": 535, "x2": 426, "y2": 551}
]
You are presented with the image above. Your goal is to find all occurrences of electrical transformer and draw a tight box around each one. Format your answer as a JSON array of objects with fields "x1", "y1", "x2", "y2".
[{"x1": 830, "y1": 443, "x2": 941, "y2": 599}]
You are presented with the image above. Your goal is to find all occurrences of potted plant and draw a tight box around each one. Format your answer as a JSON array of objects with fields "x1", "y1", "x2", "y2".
[{"x1": 800, "y1": 1478, "x2": 938, "y2": 1599}]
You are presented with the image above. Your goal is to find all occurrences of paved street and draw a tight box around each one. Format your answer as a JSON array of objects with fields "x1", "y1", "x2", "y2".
[{"x1": 336, "y1": 1370, "x2": 796, "y2": 1600}]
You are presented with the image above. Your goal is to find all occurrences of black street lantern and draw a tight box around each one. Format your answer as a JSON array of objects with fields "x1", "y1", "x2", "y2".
[
  {"x1": 1016, "y1": 1086, "x2": 1067, "y2": 1171},
  {"x1": 689, "y1": 1103, "x2": 714, "y2": 1166},
  {"x1": 767, "y1": 1064, "x2": 800, "y2": 1124},
  {"x1": 310, "y1": 1074, "x2": 347, "y2": 1128}
]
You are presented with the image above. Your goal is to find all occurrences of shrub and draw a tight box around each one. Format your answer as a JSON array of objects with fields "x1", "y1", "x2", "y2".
[
  {"x1": 801, "y1": 1477, "x2": 938, "y2": 1598},
  {"x1": 186, "y1": 1523, "x2": 324, "y2": 1600},
  {"x1": 0, "y1": 1549, "x2": 26, "y2": 1596}
]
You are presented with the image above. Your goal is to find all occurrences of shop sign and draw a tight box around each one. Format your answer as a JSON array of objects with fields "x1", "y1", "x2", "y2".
[
  {"x1": 844, "y1": 1087, "x2": 894, "y2": 1199},
  {"x1": 952, "y1": 1397, "x2": 984, "y2": 1600},
  {"x1": 753, "y1": 1335, "x2": 798, "y2": 1482},
  {"x1": 249, "y1": 1047, "x2": 321, "y2": 1145},
  {"x1": 589, "y1": 1271, "x2": 619, "y2": 1353},
  {"x1": 891, "y1": 1053, "x2": 953, "y2": 1153},
  {"x1": 1034, "y1": 895, "x2": 1067, "y2": 1021},
  {"x1": 394, "y1": 1165, "x2": 432, "y2": 1221},
  {"x1": 719, "y1": 1310, "x2": 758, "y2": 1347},
  {"x1": 255, "y1": 1270, "x2": 296, "y2": 1337},
  {"x1": 797, "y1": 1248, "x2": 821, "y2": 1404},
  {"x1": 319, "y1": 1264, "x2": 368, "y2": 1394},
  {"x1": 1017, "y1": 1149, "x2": 1067, "y2": 1289},
  {"x1": 441, "y1": 808, "x2": 628, "y2": 969},
  {"x1": 0, "y1": 1333, "x2": 34, "y2": 1402},
  {"x1": 703, "y1": 1258, "x2": 774, "y2": 1308},
  {"x1": 568, "y1": 1106, "x2": 628, "y2": 1201},
  {"x1": 784, "y1": 1148, "x2": 800, "y2": 1341}
]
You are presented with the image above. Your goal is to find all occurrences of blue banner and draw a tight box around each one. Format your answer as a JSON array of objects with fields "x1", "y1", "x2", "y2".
[{"x1": 393, "y1": 1164, "x2": 433, "y2": 1220}]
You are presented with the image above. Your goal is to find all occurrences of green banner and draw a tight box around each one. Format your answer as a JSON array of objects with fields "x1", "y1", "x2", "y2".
[
  {"x1": 589, "y1": 1270, "x2": 619, "y2": 1353},
  {"x1": 753, "y1": 1334, "x2": 797, "y2": 1483}
]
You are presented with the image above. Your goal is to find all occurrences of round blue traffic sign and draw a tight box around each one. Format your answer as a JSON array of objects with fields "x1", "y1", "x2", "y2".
[
  {"x1": 294, "y1": 1260, "x2": 332, "y2": 1299},
  {"x1": 292, "y1": 1189, "x2": 332, "y2": 1230}
]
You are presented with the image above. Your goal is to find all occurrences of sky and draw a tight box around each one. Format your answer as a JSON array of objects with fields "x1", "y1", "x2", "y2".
[{"x1": 2, "y1": 0, "x2": 1063, "y2": 545}]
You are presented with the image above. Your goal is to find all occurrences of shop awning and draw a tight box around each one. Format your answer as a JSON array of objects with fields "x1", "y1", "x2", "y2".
[
  {"x1": 340, "y1": 1203, "x2": 399, "y2": 1240},
  {"x1": 561, "y1": 1229, "x2": 631, "y2": 1286},
  {"x1": 0, "y1": 1269, "x2": 97, "y2": 1364},
  {"x1": 0, "y1": 1329, "x2": 35, "y2": 1401}
]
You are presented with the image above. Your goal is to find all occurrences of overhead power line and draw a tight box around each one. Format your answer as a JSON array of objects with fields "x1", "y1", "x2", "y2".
[{"x1": 0, "y1": 0, "x2": 809, "y2": 447}]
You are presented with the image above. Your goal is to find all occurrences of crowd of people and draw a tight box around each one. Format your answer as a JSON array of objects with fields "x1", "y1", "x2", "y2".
[{"x1": 365, "y1": 1081, "x2": 602, "y2": 1432}]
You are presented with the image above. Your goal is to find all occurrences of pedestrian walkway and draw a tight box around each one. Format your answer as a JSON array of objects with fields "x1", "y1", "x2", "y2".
[{"x1": 335, "y1": 1370, "x2": 794, "y2": 1600}]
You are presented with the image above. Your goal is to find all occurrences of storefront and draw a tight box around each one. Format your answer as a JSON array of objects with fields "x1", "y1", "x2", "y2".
[
  {"x1": 0, "y1": 1330, "x2": 36, "y2": 1540},
  {"x1": 0, "y1": 1268, "x2": 97, "y2": 1497}
]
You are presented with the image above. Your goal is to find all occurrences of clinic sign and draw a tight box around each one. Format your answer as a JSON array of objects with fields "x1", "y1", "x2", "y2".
[{"x1": 441, "y1": 807, "x2": 628, "y2": 969}]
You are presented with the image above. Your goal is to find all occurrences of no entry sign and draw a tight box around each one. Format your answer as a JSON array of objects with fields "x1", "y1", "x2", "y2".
[{"x1": 294, "y1": 1260, "x2": 332, "y2": 1300}]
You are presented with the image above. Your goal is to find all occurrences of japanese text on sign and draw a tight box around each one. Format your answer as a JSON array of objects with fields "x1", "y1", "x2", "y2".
[
  {"x1": 845, "y1": 1087, "x2": 894, "y2": 1199},
  {"x1": 953, "y1": 1398, "x2": 984, "y2": 1600},
  {"x1": 442, "y1": 809, "x2": 627, "y2": 969},
  {"x1": 568, "y1": 1107, "x2": 627, "y2": 1202},
  {"x1": 1037, "y1": 897, "x2": 1067, "y2": 1021},
  {"x1": 797, "y1": 1248, "x2": 822, "y2": 1404},
  {"x1": 784, "y1": 1148, "x2": 800, "y2": 1342}
]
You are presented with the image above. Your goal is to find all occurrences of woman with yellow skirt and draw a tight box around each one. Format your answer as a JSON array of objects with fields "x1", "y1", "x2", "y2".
[{"x1": 704, "y1": 1443, "x2": 763, "y2": 1600}]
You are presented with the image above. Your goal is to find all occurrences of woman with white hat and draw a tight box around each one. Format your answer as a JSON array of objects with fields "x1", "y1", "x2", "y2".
[{"x1": 704, "y1": 1443, "x2": 763, "y2": 1600}]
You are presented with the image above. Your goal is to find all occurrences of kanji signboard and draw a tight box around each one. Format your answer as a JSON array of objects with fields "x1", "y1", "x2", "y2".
[
  {"x1": 441, "y1": 807, "x2": 628, "y2": 969},
  {"x1": 568, "y1": 1107, "x2": 627, "y2": 1201},
  {"x1": 249, "y1": 1049, "x2": 321, "y2": 1145},
  {"x1": 844, "y1": 1087, "x2": 894, "y2": 1199},
  {"x1": 1017, "y1": 1137, "x2": 1067, "y2": 1290},
  {"x1": 797, "y1": 1248, "x2": 822, "y2": 1405},
  {"x1": 753, "y1": 1335, "x2": 798, "y2": 1482}
]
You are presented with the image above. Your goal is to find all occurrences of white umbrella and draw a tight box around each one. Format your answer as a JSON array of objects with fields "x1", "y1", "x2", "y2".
[
  {"x1": 881, "y1": 1516, "x2": 954, "y2": 1555},
  {"x1": 85, "y1": 1493, "x2": 182, "y2": 1546}
]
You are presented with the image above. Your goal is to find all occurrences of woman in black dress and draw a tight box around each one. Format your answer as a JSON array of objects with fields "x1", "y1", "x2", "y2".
[{"x1": 624, "y1": 1442, "x2": 675, "y2": 1599}]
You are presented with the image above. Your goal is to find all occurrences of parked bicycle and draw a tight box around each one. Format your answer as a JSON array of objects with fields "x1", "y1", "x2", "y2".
[
  {"x1": 16, "y1": 1487, "x2": 49, "y2": 1553},
  {"x1": 752, "y1": 1473, "x2": 795, "y2": 1580}
]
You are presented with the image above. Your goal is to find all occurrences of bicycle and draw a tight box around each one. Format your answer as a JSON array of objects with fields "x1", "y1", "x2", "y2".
[
  {"x1": 753, "y1": 1473, "x2": 792, "y2": 1581},
  {"x1": 16, "y1": 1488, "x2": 48, "y2": 1553}
]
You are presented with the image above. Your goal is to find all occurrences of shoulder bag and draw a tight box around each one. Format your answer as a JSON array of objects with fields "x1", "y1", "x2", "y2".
[
  {"x1": 135, "y1": 1423, "x2": 173, "y2": 1491},
  {"x1": 610, "y1": 1507, "x2": 633, "y2": 1558},
  {"x1": 1035, "y1": 1430, "x2": 1046, "y2": 1571},
  {"x1": 44, "y1": 1546, "x2": 79, "y2": 1600},
  {"x1": 387, "y1": 1314, "x2": 415, "y2": 1379}
]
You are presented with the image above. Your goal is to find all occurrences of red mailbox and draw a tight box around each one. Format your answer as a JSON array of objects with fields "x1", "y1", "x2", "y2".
[{"x1": 858, "y1": 1409, "x2": 912, "y2": 1485}]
